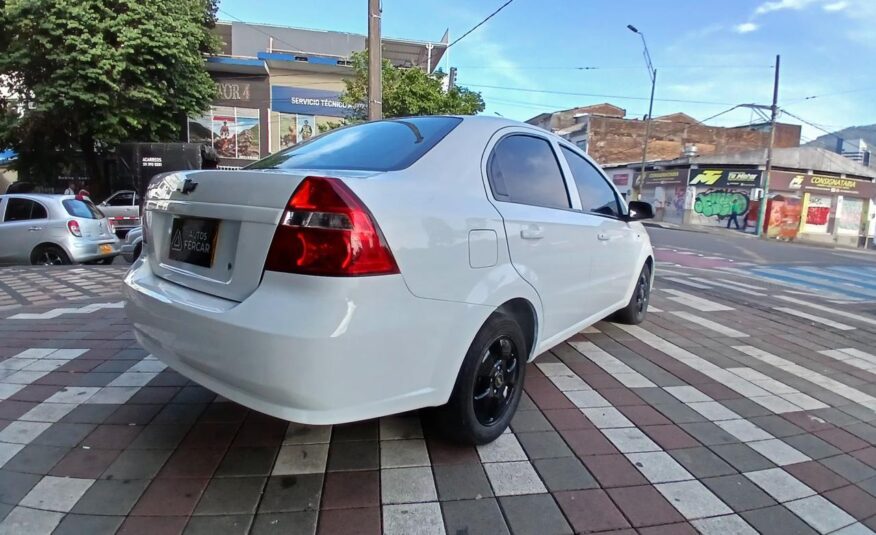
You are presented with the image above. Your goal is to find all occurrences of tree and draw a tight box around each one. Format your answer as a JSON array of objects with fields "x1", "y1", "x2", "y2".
[
  {"x1": 340, "y1": 51, "x2": 484, "y2": 120},
  {"x1": 0, "y1": 0, "x2": 218, "y2": 194}
]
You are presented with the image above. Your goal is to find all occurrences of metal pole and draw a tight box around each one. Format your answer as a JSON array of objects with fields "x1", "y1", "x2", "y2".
[
  {"x1": 756, "y1": 54, "x2": 780, "y2": 238},
  {"x1": 636, "y1": 69, "x2": 656, "y2": 201},
  {"x1": 367, "y1": 0, "x2": 382, "y2": 120}
]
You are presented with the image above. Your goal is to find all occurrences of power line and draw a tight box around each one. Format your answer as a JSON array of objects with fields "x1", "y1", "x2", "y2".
[
  {"x1": 779, "y1": 108, "x2": 846, "y2": 142},
  {"x1": 447, "y1": 0, "x2": 515, "y2": 48},
  {"x1": 784, "y1": 87, "x2": 872, "y2": 103},
  {"x1": 460, "y1": 82, "x2": 738, "y2": 106},
  {"x1": 455, "y1": 64, "x2": 775, "y2": 71}
]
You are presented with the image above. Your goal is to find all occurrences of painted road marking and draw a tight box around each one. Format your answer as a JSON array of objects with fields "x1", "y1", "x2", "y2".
[
  {"x1": 661, "y1": 289, "x2": 734, "y2": 312},
  {"x1": 615, "y1": 325, "x2": 827, "y2": 414},
  {"x1": 751, "y1": 268, "x2": 876, "y2": 301},
  {"x1": 663, "y1": 277, "x2": 713, "y2": 290},
  {"x1": 819, "y1": 349, "x2": 876, "y2": 373},
  {"x1": 9, "y1": 301, "x2": 124, "y2": 320},
  {"x1": 774, "y1": 295, "x2": 876, "y2": 328},
  {"x1": 734, "y1": 345, "x2": 876, "y2": 411},
  {"x1": 772, "y1": 307, "x2": 856, "y2": 331},
  {"x1": 669, "y1": 311, "x2": 748, "y2": 338},
  {"x1": 568, "y1": 340, "x2": 656, "y2": 388}
]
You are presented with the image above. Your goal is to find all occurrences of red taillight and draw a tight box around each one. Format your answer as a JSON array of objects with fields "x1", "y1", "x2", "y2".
[
  {"x1": 106, "y1": 218, "x2": 115, "y2": 234},
  {"x1": 67, "y1": 220, "x2": 81, "y2": 237},
  {"x1": 265, "y1": 177, "x2": 399, "y2": 276}
]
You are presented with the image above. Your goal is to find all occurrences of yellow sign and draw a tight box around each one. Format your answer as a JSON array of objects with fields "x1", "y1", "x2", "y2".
[{"x1": 689, "y1": 170, "x2": 723, "y2": 186}]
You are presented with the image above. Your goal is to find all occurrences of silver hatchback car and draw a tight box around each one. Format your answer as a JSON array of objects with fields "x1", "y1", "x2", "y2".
[{"x1": 0, "y1": 194, "x2": 120, "y2": 265}]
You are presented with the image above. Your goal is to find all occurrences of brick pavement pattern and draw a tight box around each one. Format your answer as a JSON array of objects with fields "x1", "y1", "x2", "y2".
[{"x1": 0, "y1": 262, "x2": 875, "y2": 534}]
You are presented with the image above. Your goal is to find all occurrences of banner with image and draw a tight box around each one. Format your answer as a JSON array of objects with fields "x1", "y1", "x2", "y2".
[
  {"x1": 296, "y1": 115, "x2": 317, "y2": 143},
  {"x1": 188, "y1": 106, "x2": 260, "y2": 160}
]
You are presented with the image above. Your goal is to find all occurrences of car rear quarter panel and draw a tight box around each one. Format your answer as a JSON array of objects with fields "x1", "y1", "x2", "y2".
[{"x1": 343, "y1": 121, "x2": 544, "y2": 318}]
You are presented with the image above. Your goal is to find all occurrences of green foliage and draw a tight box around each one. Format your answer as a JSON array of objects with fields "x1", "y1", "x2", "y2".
[
  {"x1": 0, "y1": 0, "x2": 218, "y2": 186},
  {"x1": 340, "y1": 51, "x2": 484, "y2": 120}
]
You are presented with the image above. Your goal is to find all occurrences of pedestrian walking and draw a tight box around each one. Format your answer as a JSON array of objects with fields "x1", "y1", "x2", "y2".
[
  {"x1": 63, "y1": 181, "x2": 76, "y2": 195},
  {"x1": 727, "y1": 198, "x2": 741, "y2": 230}
]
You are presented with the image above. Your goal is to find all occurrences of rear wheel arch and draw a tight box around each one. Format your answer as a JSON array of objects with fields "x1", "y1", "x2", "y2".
[
  {"x1": 494, "y1": 298, "x2": 538, "y2": 360},
  {"x1": 30, "y1": 243, "x2": 71, "y2": 265}
]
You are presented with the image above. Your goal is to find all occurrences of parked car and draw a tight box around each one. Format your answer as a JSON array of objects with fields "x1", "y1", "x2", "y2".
[
  {"x1": 124, "y1": 116, "x2": 654, "y2": 444},
  {"x1": 97, "y1": 189, "x2": 140, "y2": 238},
  {"x1": 121, "y1": 226, "x2": 143, "y2": 263},
  {"x1": 0, "y1": 194, "x2": 120, "y2": 265}
]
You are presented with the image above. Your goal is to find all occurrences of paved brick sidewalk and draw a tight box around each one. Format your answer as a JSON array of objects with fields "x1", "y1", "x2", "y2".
[
  {"x1": 0, "y1": 264, "x2": 874, "y2": 534},
  {"x1": 0, "y1": 267, "x2": 127, "y2": 310}
]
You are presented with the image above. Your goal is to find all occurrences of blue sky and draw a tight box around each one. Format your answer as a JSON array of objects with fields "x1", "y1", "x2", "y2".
[{"x1": 220, "y1": 0, "x2": 876, "y2": 141}]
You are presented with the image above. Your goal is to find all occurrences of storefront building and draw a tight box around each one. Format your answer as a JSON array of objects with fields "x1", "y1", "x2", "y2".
[
  {"x1": 188, "y1": 21, "x2": 448, "y2": 168},
  {"x1": 612, "y1": 147, "x2": 876, "y2": 247}
]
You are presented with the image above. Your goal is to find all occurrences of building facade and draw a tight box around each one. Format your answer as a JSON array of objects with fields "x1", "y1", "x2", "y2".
[
  {"x1": 608, "y1": 147, "x2": 876, "y2": 248},
  {"x1": 190, "y1": 21, "x2": 448, "y2": 168},
  {"x1": 526, "y1": 104, "x2": 802, "y2": 167}
]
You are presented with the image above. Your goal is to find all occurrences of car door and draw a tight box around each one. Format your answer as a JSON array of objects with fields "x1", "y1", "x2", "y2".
[
  {"x1": 484, "y1": 131, "x2": 603, "y2": 341},
  {"x1": 558, "y1": 144, "x2": 644, "y2": 313},
  {"x1": 0, "y1": 197, "x2": 49, "y2": 263}
]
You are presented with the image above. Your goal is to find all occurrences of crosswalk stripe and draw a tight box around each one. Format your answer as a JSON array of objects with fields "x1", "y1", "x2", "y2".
[
  {"x1": 819, "y1": 348, "x2": 876, "y2": 373},
  {"x1": 663, "y1": 277, "x2": 713, "y2": 289},
  {"x1": 661, "y1": 289, "x2": 734, "y2": 312},
  {"x1": 734, "y1": 345, "x2": 876, "y2": 411},
  {"x1": 715, "y1": 278, "x2": 767, "y2": 291},
  {"x1": 669, "y1": 311, "x2": 749, "y2": 338},
  {"x1": 752, "y1": 268, "x2": 876, "y2": 300},
  {"x1": 786, "y1": 267, "x2": 876, "y2": 292},
  {"x1": 772, "y1": 307, "x2": 856, "y2": 331},
  {"x1": 774, "y1": 295, "x2": 876, "y2": 328}
]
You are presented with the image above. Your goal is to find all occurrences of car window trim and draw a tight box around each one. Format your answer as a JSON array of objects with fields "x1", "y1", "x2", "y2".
[
  {"x1": 30, "y1": 200, "x2": 48, "y2": 220},
  {"x1": 486, "y1": 132, "x2": 574, "y2": 211},
  {"x1": 557, "y1": 142, "x2": 628, "y2": 221},
  {"x1": 3, "y1": 197, "x2": 37, "y2": 222}
]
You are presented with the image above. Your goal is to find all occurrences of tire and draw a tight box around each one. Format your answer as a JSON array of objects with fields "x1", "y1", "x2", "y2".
[
  {"x1": 437, "y1": 313, "x2": 527, "y2": 444},
  {"x1": 30, "y1": 245, "x2": 71, "y2": 266},
  {"x1": 132, "y1": 244, "x2": 142, "y2": 262},
  {"x1": 611, "y1": 264, "x2": 651, "y2": 325}
]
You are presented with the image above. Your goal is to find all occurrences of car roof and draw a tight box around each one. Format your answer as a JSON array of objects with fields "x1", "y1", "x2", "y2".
[{"x1": 1, "y1": 193, "x2": 75, "y2": 201}]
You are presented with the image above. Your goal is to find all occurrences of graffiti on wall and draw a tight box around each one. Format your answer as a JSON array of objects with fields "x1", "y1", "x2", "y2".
[{"x1": 693, "y1": 190, "x2": 750, "y2": 219}]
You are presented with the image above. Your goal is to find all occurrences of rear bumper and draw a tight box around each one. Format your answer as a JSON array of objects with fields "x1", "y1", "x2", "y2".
[
  {"x1": 123, "y1": 258, "x2": 489, "y2": 424},
  {"x1": 68, "y1": 237, "x2": 121, "y2": 263}
]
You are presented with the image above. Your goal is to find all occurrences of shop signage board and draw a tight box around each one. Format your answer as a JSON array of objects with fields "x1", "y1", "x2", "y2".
[
  {"x1": 688, "y1": 168, "x2": 763, "y2": 188},
  {"x1": 771, "y1": 171, "x2": 876, "y2": 198},
  {"x1": 271, "y1": 86, "x2": 361, "y2": 118},
  {"x1": 638, "y1": 169, "x2": 688, "y2": 186}
]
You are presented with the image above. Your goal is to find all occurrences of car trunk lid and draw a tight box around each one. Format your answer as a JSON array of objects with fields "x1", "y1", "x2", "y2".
[{"x1": 144, "y1": 169, "x2": 377, "y2": 302}]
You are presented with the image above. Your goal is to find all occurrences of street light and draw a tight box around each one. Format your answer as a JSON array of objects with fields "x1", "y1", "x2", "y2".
[{"x1": 628, "y1": 24, "x2": 657, "y2": 200}]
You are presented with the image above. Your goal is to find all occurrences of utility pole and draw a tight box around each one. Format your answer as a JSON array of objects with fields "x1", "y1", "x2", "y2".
[
  {"x1": 627, "y1": 24, "x2": 656, "y2": 201},
  {"x1": 367, "y1": 0, "x2": 382, "y2": 120},
  {"x1": 756, "y1": 54, "x2": 780, "y2": 238}
]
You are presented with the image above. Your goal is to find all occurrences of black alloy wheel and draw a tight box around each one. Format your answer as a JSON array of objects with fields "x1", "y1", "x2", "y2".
[{"x1": 473, "y1": 335, "x2": 521, "y2": 426}]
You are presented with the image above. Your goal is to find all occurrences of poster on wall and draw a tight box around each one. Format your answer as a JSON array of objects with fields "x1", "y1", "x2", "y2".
[
  {"x1": 296, "y1": 115, "x2": 317, "y2": 142},
  {"x1": 187, "y1": 107, "x2": 260, "y2": 160},
  {"x1": 804, "y1": 194, "x2": 831, "y2": 233},
  {"x1": 838, "y1": 197, "x2": 864, "y2": 235},
  {"x1": 277, "y1": 114, "x2": 297, "y2": 150}
]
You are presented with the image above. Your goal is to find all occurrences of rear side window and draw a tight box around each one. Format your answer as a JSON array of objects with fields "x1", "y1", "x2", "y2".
[
  {"x1": 246, "y1": 117, "x2": 462, "y2": 172},
  {"x1": 560, "y1": 146, "x2": 622, "y2": 217},
  {"x1": 3, "y1": 198, "x2": 47, "y2": 221},
  {"x1": 63, "y1": 199, "x2": 102, "y2": 219},
  {"x1": 106, "y1": 192, "x2": 135, "y2": 206},
  {"x1": 488, "y1": 135, "x2": 570, "y2": 209}
]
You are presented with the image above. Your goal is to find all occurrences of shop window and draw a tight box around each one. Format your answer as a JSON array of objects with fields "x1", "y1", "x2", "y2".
[
  {"x1": 804, "y1": 194, "x2": 831, "y2": 233},
  {"x1": 188, "y1": 107, "x2": 260, "y2": 160},
  {"x1": 837, "y1": 197, "x2": 864, "y2": 235},
  {"x1": 270, "y1": 112, "x2": 319, "y2": 153}
]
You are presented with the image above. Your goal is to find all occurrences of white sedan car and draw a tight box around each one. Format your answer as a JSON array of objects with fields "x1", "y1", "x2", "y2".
[{"x1": 124, "y1": 116, "x2": 654, "y2": 444}]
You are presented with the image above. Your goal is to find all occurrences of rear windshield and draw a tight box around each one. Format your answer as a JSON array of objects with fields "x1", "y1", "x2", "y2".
[
  {"x1": 246, "y1": 116, "x2": 462, "y2": 172},
  {"x1": 63, "y1": 199, "x2": 103, "y2": 219}
]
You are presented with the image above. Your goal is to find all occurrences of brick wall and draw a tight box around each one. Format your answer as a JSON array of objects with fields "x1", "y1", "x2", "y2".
[{"x1": 587, "y1": 116, "x2": 801, "y2": 165}]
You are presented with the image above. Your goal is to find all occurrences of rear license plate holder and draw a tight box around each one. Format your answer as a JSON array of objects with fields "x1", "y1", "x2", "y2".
[
  {"x1": 99, "y1": 244, "x2": 112, "y2": 255},
  {"x1": 169, "y1": 217, "x2": 219, "y2": 268}
]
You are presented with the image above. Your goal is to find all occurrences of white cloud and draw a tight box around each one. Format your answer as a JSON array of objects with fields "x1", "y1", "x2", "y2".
[
  {"x1": 823, "y1": 1, "x2": 848, "y2": 10},
  {"x1": 754, "y1": 0, "x2": 818, "y2": 15},
  {"x1": 734, "y1": 22, "x2": 760, "y2": 33}
]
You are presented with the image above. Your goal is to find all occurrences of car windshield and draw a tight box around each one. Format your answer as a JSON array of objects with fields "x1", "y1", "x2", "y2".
[
  {"x1": 63, "y1": 199, "x2": 103, "y2": 219},
  {"x1": 246, "y1": 117, "x2": 462, "y2": 172}
]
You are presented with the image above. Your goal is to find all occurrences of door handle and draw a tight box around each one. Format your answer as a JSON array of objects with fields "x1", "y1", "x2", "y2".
[
  {"x1": 520, "y1": 226, "x2": 544, "y2": 240},
  {"x1": 597, "y1": 232, "x2": 610, "y2": 241},
  {"x1": 27, "y1": 226, "x2": 43, "y2": 231}
]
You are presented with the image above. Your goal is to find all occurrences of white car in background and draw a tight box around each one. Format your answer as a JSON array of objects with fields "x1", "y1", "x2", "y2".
[
  {"x1": 97, "y1": 190, "x2": 140, "y2": 237},
  {"x1": 124, "y1": 116, "x2": 655, "y2": 444}
]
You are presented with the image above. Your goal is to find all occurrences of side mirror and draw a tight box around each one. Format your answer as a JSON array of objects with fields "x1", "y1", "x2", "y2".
[{"x1": 626, "y1": 200, "x2": 654, "y2": 221}]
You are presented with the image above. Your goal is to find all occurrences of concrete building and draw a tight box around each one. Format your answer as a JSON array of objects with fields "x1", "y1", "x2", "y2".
[
  {"x1": 192, "y1": 21, "x2": 448, "y2": 168},
  {"x1": 610, "y1": 146, "x2": 876, "y2": 248},
  {"x1": 525, "y1": 104, "x2": 802, "y2": 167},
  {"x1": 839, "y1": 138, "x2": 871, "y2": 167}
]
